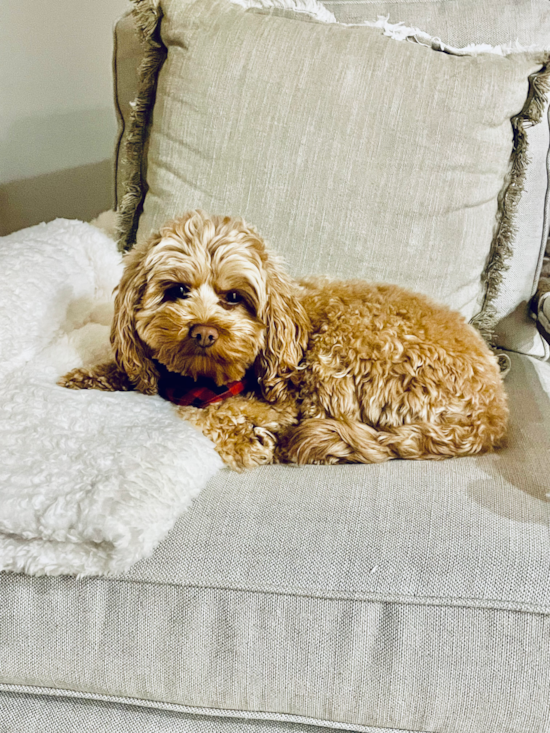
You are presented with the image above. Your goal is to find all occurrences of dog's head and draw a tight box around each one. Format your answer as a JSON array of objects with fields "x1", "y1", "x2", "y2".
[{"x1": 111, "y1": 210, "x2": 310, "y2": 401}]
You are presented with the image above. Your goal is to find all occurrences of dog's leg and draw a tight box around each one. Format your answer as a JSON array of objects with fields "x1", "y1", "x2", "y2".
[
  {"x1": 58, "y1": 361, "x2": 134, "y2": 392},
  {"x1": 278, "y1": 363, "x2": 507, "y2": 464},
  {"x1": 179, "y1": 394, "x2": 298, "y2": 471},
  {"x1": 281, "y1": 413, "x2": 507, "y2": 465},
  {"x1": 279, "y1": 418, "x2": 395, "y2": 465}
]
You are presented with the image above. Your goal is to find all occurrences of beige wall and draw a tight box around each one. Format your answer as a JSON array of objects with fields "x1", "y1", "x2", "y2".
[{"x1": 0, "y1": 0, "x2": 131, "y2": 235}]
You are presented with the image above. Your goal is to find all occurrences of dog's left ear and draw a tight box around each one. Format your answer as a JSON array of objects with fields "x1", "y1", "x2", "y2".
[
  {"x1": 256, "y1": 255, "x2": 310, "y2": 403},
  {"x1": 110, "y1": 238, "x2": 160, "y2": 394}
]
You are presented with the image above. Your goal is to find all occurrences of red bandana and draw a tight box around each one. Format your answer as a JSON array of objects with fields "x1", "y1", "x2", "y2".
[{"x1": 157, "y1": 365, "x2": 252, "y2": 408}]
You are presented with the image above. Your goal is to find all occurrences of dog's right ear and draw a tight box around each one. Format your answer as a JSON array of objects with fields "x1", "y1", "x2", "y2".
[{"x1": 110, "y1": 239, "x2": 160, "y2": 394}]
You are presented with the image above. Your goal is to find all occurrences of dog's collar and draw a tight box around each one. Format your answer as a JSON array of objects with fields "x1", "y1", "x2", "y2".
[{"x1": 156, "y1": 362, "x2": 253, "y2": 408}]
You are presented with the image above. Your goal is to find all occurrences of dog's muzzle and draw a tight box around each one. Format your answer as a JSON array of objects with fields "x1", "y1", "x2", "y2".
[{"x1": 189, "y1": 324, "x2": 219, "y2": 348}]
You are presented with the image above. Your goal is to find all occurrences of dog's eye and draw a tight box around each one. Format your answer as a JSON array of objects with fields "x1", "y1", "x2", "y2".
[
  {"x1": 164, "y1": 284, "x2": 190, "y2": 301},
  {"x1": 224, "y1": 291, "x2": 243, "y2": 305}
]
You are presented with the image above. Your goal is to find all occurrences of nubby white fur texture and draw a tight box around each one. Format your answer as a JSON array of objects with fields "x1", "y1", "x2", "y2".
[{"x1": 0, "y1": 219, "x2": 222, "y2": 577}]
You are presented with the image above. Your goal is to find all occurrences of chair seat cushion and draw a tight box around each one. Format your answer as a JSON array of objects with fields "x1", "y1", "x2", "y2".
[{"x1": 1, "y1": 351, "x2": 549, "y2": 733}]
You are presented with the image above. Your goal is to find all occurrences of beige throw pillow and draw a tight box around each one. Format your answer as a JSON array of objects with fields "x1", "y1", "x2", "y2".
[
  {"x1": 318, "y1": 0, "x2": 550, "y2": 357},
  {"x1": 118, "y1": 0, "x2": 550, "y2": 342}
]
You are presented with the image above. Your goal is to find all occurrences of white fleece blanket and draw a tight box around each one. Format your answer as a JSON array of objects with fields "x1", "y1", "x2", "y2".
[{"x1": 0, "y1": 219, "x2": 222, "y2": 577}]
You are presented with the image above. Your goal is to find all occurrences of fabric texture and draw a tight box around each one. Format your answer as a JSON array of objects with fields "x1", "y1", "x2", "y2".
[
  {"x1": 0, "y1": 219, "x2": 222, "y2": 577},
  {"x1": 318, "y1": 0, "x2": 550, "y2": 361},
  {"x1": 0, "y1": 690, "x2": 374, "y2": 733},
  {"x1": 111, "y1": 1, "x2": 550, "y2": 358},
  {"x1": 491, "y1": 103, "x2": 550, "y2": 359},
  {"x1": 538, "y1": 291, "x2": 550, "y2": 339},
  {"x1": 323, "y1": 0, "x2": 550, "y2": 48},
  {"x1": 116, "y1": 0, "x2": 549, "y2": 345},
  {"x1": 113, "y1": 10, "x2": 144, "y2": 212},
  {"x1": 2, "y1": 350, "x2": 550, "y2": 732}
]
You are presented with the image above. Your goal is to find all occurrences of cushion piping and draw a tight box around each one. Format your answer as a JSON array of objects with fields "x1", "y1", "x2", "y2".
[
  {"x1": 0, "y1": 683, "x2": 509, "y2": 733},
  {"x1": 94, "y1": 575, "x2": 550, "y2": 616}
]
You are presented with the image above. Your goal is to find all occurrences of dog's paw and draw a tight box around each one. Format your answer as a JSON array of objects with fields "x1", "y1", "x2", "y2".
[
  {"x1": 219, "y1": 425, "x2": 276, "y2": 471},
  {"x1": 179, "y1": 403, "x2": 278, "y2": 471},
  {"x1": 58, "y1": 367, "x2": 102, "y2": 390},
  {"x1": 58, "y1": 362, "x2": 133, "y2": 392}
]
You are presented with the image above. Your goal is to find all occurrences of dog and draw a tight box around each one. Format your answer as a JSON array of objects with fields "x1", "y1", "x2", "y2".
[{"x1": 60, "y1": 210, "x2": 508, "y2": 470}]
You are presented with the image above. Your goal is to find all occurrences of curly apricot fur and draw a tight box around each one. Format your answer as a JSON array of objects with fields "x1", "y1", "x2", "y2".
[{"x1": 59, "y1": 211, "x2": 508, "y2": 469}]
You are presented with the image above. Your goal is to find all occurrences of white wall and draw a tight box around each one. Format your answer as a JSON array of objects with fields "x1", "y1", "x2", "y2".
[{"x1": 0, "y1": 0, "x2": 131, "y2": 234}]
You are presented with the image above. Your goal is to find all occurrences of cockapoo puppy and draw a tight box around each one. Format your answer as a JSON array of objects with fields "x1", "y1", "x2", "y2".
[{"x1": 61, "y1": 210, "x2": 508, "y2": 470}]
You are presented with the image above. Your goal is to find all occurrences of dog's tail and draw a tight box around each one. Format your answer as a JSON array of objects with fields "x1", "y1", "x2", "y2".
[{"x1": 283, "y1": 415, "x2": 506, "y2": 465}]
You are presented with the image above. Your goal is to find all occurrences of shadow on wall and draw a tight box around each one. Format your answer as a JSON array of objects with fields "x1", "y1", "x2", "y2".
[
  {"x1": 0, "y1": 107, "x2": 118, "y2": 235},
  {"x1": 0, "y1": 160, "x2": 114, "y2": 236}
]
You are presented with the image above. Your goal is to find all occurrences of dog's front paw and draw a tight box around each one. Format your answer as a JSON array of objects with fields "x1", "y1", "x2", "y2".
[
  {"x1": 58, "y1": 362, "x2": 133, "y2": 392},
  {"x1": 219, "y1": 424, "x2": 276, "y2": 471},
  {"x1": 179, "y1": 401, "x2": 279, "y2": 471},
  {"x1": 59, "y1": 367, "x2": 103, "y2": 390}
]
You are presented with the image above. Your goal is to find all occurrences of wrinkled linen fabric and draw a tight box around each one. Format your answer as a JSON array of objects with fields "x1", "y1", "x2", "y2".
[{"x1": 128, "y1": 0, "x2": 545, "y2": 330}]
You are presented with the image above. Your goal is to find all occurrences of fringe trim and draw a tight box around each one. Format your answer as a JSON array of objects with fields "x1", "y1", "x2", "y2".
[
  {"x1": 357, "y1": 17, "x2": 549, "y2": 57},
  {"x1": 116, "y1": 0, "x2": 166, "y2": 251},
  {"x1": 116, "y1": 0, "x2": 550, "y2": 349},
  {"x1": 229, "y1": 0, "x2": 335, "y2": 23},
  {"x1": 470, "y1": 60, "x2": 550, "y2": 343},
  {"x1": 229, "y1": 0, "x2": 550, "y2": 56}
]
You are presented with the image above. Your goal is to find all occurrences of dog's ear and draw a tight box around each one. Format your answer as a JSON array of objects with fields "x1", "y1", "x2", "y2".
[
  {"x1": 256, "y1": 255, "x2": 310, "y2": 403},
  {"x1": 110, "y1": 239, "x2": 160, "y2": 394}
]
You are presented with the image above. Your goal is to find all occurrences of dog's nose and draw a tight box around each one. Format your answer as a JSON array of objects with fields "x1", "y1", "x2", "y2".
[{"x1": 189, "y1": 324, "x2": 219, "y2": 348}]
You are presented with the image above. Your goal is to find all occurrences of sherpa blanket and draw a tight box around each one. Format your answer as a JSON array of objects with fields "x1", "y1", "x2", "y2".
[{"x1": 0, "y1": 219, "x2": 222, "y2": 577}]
